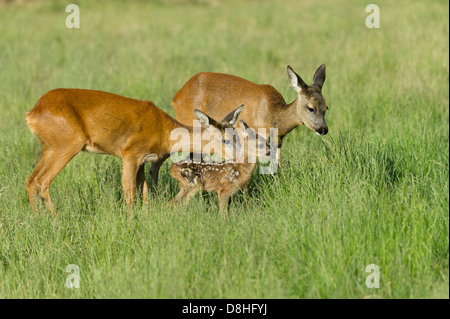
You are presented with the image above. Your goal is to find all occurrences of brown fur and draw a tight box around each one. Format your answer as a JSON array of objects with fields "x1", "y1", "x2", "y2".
[
  {"x1": 25, "y1": 88, "x2": 242, "y2": 215},
  {"x1": 172, "y1": 65, "x2": 328, "y2": 141},
  {"x1": 150, "y1": 65, "x2": 329, "y2": 183}
]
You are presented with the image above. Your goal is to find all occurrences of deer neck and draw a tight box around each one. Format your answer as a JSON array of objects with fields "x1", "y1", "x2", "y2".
[{"x1": 271, "y1": 98, "x2": 303, "y2": 139}]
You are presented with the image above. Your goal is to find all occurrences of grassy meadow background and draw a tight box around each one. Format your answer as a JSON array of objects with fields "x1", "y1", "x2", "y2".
[{"x1": 0, "y1": 0, "x2": 448, "y2": 298}]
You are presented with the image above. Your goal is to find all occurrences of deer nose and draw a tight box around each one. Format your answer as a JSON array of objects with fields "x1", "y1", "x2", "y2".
[{"x1": 316, "y1": 127, "x2": 328, "y2": 136}]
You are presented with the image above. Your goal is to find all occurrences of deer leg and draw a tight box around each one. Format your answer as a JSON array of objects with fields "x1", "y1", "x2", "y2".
[
  {"x1": 171, "y1": 186, "x2": 189, "y2": 205},
  {"x1": 149, "y1": 154, "x2": 169, "y2": 191},
  {"x1": 25, "y1": 148, "x2": 52, "y2": 214},
  {"x1": 183, "y1": 185, "x2": 201, "y2": 204},
  {"x1": 218, "y1": 191, "x2": 232, "y2": 219},
  {"x1": 276, "y1": 146, "x2": 287, "y2": 179},
  {"x1": 171, "y1": 184, "x2": 200, "y2": 207},
  {"x1": 136, "y1": 164, "x2": 148, "y2": 204},
  {"x1": 122, "y1": 156, "x2": 140, "y2": 216},
  {"x1": 31, "y1": 148, "x2": 80, "y2": 214}
]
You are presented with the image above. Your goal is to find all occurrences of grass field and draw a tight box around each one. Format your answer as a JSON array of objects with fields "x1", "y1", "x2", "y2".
[{"x1": 0, "y1": 0, "x2": 448, "y2": 298}]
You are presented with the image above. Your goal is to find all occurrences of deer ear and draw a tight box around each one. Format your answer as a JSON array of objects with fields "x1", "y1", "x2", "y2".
[
  {"x1": 195, "y1": 109, "x2": 218, "y2": 129},
  {"x1": 221, "y1": 104, "x2": 244, "y2": 127},
  {"x1": 312, "y1": 64, "x2": 326, "y2": 90},
  {"x1": 239, "y1": 119, "x2": 250, "y2": 130},
  {"x1": 238, "y1": 120, "x2": 248, "y2": 138},
  {"x1": 239, "y1": 120, "x2": 255, "y2": 139},
  {"x1": 287, "y1": 65, "x2": 308, "y2": 93}
]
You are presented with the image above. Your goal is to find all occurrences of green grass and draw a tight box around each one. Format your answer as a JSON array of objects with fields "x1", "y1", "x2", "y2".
[{"x1": 0, "y1": 0, "x2": 448, "y2": 298}]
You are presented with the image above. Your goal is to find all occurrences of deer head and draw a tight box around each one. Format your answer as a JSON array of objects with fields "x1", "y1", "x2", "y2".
[
  {"x1": 287, "y1": 64, "x2": 329, "y2": 136},
  {"x1": 193, "y1": 104, "x2": 244, "y2": 160}
]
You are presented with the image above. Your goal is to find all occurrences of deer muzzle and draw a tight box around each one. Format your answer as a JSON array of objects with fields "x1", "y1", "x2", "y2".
[{"x1": 315, "y1": 126, "x2": 328, "y2": 136}]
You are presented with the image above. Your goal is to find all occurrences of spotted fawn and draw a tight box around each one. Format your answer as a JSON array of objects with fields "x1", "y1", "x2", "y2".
[{"x1": 171, "y1": 120, "x2": 270, "y2": 218}]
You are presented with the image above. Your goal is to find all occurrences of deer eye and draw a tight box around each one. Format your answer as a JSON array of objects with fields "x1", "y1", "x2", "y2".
[{"x1": 306, "y1": 106, "x2": 315, "y2": 113}]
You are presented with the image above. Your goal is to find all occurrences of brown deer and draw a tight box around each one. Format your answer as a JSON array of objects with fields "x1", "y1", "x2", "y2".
[
  {"x1": 25, "y1": 88, "x2": 244, "y2": 215},
  {"x1": 171, "y1": 120, "x2": 270, "y2": 218},
  {"x1": 150, "y1": 64, "x2": 329, "y2": 184}
]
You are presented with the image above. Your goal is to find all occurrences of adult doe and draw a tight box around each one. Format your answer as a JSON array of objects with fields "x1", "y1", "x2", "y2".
[
  {"x1": 151, "y1": 64, "x2": 329, "y2": 183},
  {"x1": 25, "y1": 89, "x2": 243, "y2": 214}
]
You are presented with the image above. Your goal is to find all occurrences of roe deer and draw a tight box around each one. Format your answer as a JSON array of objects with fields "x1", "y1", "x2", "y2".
[
  {"x1": 171, "y1": 120, "x2": 270, "y2": 218},
  {"x1": 150, "y1": 65, "x2": 329, "y2": 184},
  {"x1": 25, "y1": 88, "x2": 244, "y2": 215}
]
